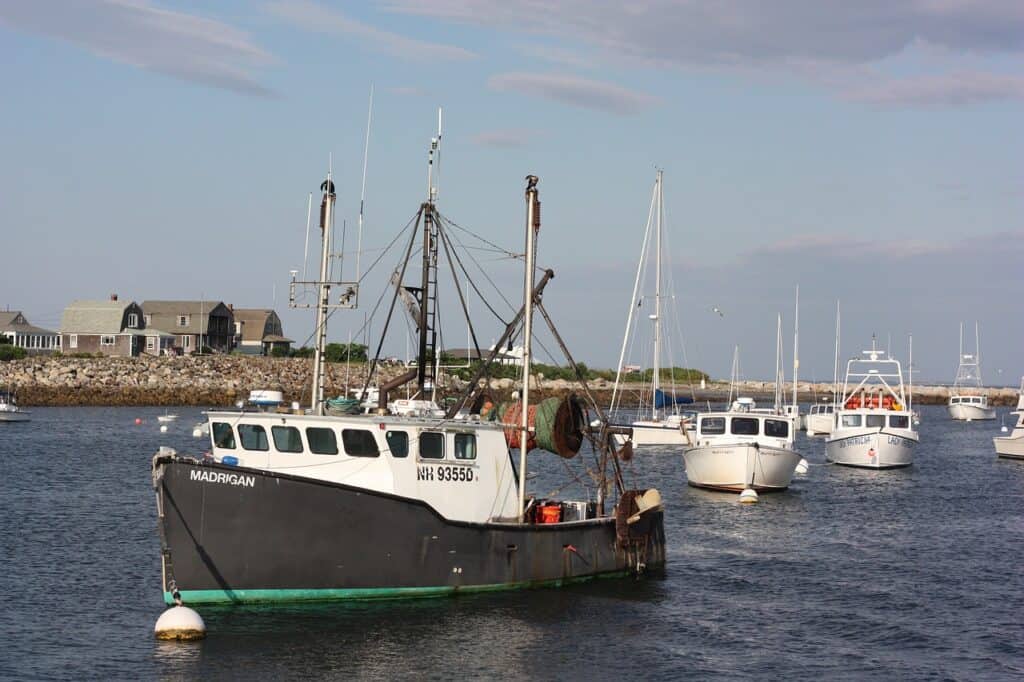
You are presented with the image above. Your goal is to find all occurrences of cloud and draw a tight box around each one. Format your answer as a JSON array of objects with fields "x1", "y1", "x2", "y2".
[
  {"x1": 383, "y1": 1, "x2": 1024, "y2": 66},
  {"x1": 487, "y1": 72, "x2": 658, "y2": 115},
  {"x1": 0, "y1": 0, "x2": 275, "y2": 96},
  {"x1": 845, "y1": 71, "x2": 1024, "y2": 107},
  {"x1": 265, "y1": 0, "x2": 475, "y2": 61},
  {"x1": 470, "y1": 128, "x2": 541, "y2": 148},
  {"x1": 751, "y1": 233, "x2": 955, "y2": 259}
]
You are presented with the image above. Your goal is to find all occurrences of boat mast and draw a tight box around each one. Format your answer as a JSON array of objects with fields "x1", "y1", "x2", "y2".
[
  {"x1": 518, "y1": 175, "x2": 540, "y2": 522},
  {"x1": 652, "y1": 170, "x2": 663, "y2": 420},
  {"x1": 832, "y1": 300, "x2": 840, "y2": 405},
  {"x1": 976, "y1": 321, "x2": 982, "y2": 386},
  {"x1": 415, "y1": 110, "x2": 443, "y2": 396},
  {"x1": 311, "y1": 174, "x2": 336, "y2": 415},
  {"x1": 792, "y1": 285, "x2": 799, "y2": 410},
  {"x1": 774, "y1": 314, "x2": 783, "y2": 411}
]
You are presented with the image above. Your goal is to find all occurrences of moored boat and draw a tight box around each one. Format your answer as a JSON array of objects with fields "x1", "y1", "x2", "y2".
[
  {"x1": 947, "y1": 323, "x2": 996, "y2": 421},
  {"x1": 152, "y1": 167, "x2": 664, "y2": 606},
  {"x1": 0, "y1": 389, "x2": 30, "y2": 422},
  {"x1": 994, "y1": 378, "x2": 1024, "y2": 460},
  {"x1": 825, "y1": 340, "x2": 919, "y2": 469},
  {"x1": 805, "y1": 400, "x2": 836, "y2": 436}
]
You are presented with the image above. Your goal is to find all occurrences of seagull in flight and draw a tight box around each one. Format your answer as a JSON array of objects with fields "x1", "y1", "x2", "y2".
[{"x1": 711, "y1": 306, "x2": 724, "y2": 317}]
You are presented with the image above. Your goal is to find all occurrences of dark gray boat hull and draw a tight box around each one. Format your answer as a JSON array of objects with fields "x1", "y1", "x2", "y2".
[{"x1": 153, "y1": 457, "x2": 665, "y2": 604}]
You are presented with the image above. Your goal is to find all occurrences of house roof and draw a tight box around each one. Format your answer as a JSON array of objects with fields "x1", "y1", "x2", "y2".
[
  {"x1": 232, "y1": 309, "x2": 283, "y2": 343},
  {"x1": 0, "y1": 311, "x2": 58, "y2": 335},
  {"x1": 141, "y1": 300, "x2": 230, "y2": 334},
  {"x1": 60, "y1": 300, "x2": 136, "y2": 334},
  {"x1": 262, "y1": 334, "x2": 293, "y2": 344}
]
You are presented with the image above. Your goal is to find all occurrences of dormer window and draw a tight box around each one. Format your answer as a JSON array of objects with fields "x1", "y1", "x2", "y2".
[
  {"x1": 178, "y1": 315, "x2": 189, "y2": 327},
  {"x1": 127, "y1": 313, "x2": 139, "y2": 329}
]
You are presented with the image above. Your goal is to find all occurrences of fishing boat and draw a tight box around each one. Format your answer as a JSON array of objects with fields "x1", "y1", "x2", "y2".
[
  {"x1": 0, "y1": 388, "x2": 30, "y2": 422},
  {"x1": 825, "y1": 338, "x2": 918, "y2": 469},
  {"x1": 805, "y1": 399, "x2": 836, "y2": 436},
  {"x1": 609, "y1": 170, "x2": 694, "y2": 447},
  {"x1": 947, "y1": 322, "x2": 996, "y2": 421},
  {"x1": 682, "y1": 333, "x2": 802, "y2": 492},
  {"x1": 151, "y1": 159, "x2": 664, "y2": 606},
  {"x1": 994, "y1": 378, "x2": 1024, "y2": 460}
]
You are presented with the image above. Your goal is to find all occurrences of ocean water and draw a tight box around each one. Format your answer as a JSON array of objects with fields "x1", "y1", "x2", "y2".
[{"x1": 0, "y1": 405, "x2": 1021, "y2": 680}]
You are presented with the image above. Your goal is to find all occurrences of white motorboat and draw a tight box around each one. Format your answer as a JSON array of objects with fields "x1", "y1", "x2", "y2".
[
  {"x1": 994, "y1": 379, "x2": 1024, "y2": 460},
  {"x1": 157, "y1": 412, "x2": 179, "y2": 423},
  {"x1": 0, "y1": 389, "x2": 30, "y2": 422},
  {"x1": 947, "y1": 323, "x2": 996, "y2": 421},
  {"x1": 609, "y1": 170, "x2": 694, "y2": 448},
  {"x1": 805, "y1": 400, "x2": 836, "y2": 436},
  {"x1": 683, "y1": 398, "x2": 802, "y2": 491},
  {"x1": 826, "y1": 339, "x2": 919, "y2": 469}
]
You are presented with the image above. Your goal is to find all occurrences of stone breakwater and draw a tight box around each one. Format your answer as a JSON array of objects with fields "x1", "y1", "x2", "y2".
[{"x1": 1, "y1": 356, "x2": 1018, "y2": 407}]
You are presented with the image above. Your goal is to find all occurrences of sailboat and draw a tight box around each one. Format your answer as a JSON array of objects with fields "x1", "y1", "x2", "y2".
[
  {"x1": 682, "y1": 341, "x2": 802, "y2": 492},
  {"x1": 947, "y1": 322, "x2": 996, "y2": 421},
  {"x1": 825, "y1": 337, "x2": 919, "y2": 468},
  {"x1": 150, "y1": 145, "x2": 664, "y2": 606},
  {"x1": 609, "y1": 170, "x2": 694, "y2": 447},
  {"x1": 0, "y1": 387, "x2": 30, "y2": 422}
]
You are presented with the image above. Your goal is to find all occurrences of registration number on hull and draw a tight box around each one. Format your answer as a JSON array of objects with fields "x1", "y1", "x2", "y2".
[{"x1": 417, "y1": 465, "x2": 476, "y2": 482}]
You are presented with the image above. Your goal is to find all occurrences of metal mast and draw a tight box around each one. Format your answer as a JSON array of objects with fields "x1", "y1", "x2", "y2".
[
  {"x1": 414, "y1": 112, "x2": 442, "y2": 396},
  {"x1": 518, "y1": 175, "x2": 540, "y2": 522},
  {"x1": 652, "y1": 170, "x2": 663, "y2": 420},
  {"x1": 793, "y1": 285, "x2": 799, "y2": 409},
  {"x1": 311, "y1": 176, "x2": 335, "y2": 415}
]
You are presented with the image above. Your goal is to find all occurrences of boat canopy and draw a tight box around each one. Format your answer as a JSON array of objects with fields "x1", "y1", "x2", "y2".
[{"x1": 654, "y1": 389, "x2": 693, "y2": 409}]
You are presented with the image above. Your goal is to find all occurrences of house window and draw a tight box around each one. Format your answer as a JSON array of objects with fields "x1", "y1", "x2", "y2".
[
  {"x1": 127, "y1": 313, "x2": 139, "y2": 328},
  {"x1": 146, "y1": 337, "x2": 156, "y2": 351},
  {"x1": 183, "y1": 336, "x2": 191, "y2": 349},
  {"x1": 69, "y1": 334, "x2": 78, "y2": 349},
  {"x1": 145, "y1": 314, "x2": 152, "y2": 326},
  {"x1": 341, "y1": 429, "x2": 380, "y2": 457},
  {"x1": 178, "y1": 315, "x2": 188, "y2": 327},
  {"x1": 100, "y1": 335, "x2": 116, "y2": 346}
]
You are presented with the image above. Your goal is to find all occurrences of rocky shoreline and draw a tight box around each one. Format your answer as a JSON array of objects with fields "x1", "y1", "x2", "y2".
[{"x1": 0, "y1": 356, "x2": 1018, "y2": 407}]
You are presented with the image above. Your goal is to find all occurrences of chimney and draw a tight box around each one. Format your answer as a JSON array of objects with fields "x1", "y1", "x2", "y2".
[
  {"x1": 228, "y1": 303, "x2": 234, "y2": 311},
  {"x1": 110, "y1": 293, "x2": 118, "y2": 301}
]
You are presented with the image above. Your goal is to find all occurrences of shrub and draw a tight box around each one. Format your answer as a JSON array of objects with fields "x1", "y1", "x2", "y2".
[
  {"x1": 290, "y1": 346, "x2": 315, "y2": 358},
  {"x1": 270, "y1": 346, "x2": 289, "y2": 358},
  {"x1": 0, "y1": 345, "x2": 27, "y2": 361},
  {"x1": 324, "y1": 342, "x2": 368, "y2": 363}
]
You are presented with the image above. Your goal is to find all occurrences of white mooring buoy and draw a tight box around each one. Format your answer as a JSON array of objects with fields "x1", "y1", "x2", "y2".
[
  {"x1": 154, "y1": 605, "x2": 206, "y2": 641},
  {"x1": 739, "y1": 488, "x2": 759, "y2": 504},
  {"x1": 795, "y1": 458, "x2": 809, "y2": 475},
  {"x1": 1001, "y1": 425, "x2": 1009, "y2": 433}
]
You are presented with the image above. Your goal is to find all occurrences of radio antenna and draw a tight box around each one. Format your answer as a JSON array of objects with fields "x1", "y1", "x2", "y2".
[{"x1": 357, "y1": 85, "x2": 373, "y2": 281}]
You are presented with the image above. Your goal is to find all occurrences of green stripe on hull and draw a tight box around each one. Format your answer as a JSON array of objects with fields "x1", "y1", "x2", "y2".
[{"x1": 165, "y1": 572, "x2": 630, "y2": 605}]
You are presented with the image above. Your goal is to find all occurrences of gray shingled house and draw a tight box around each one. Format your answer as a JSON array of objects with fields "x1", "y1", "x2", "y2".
[
  {"x1": 141, "y1": 300, "x2": 234, "y2": 354},
  {"x1": 60, "y1": 296, "x2": 148, "y2": 357},
  {"x1": 231, "y1": 308, "x2": 292, "y2": 355},
  {"x1": 1, "y1": 310, "x2": 61, "y2": 354}
]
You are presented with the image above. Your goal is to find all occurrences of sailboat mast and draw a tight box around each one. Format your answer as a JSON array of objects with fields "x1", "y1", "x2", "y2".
[
  {"x1": 793, "y1": 285, "x2": 799, "y2": 409},
  {"x1": 311, "y1": 174, "x2": 336, "y2": 415},
  {"x1": 652, "y1": 170, "x2": 663, "y2": 420},
  {"x1": 975, "y1": 321, "x2": 982, "y2": 385},
  {"x1": 518, "y1": 175, "x2": 540, "y2": 522},
  {"x1": 775, "y1": 314, "x2": 783, "y2": 411}
]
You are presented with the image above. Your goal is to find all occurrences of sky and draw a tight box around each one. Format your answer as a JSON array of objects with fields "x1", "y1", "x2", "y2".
[{"x1": 0, "y1": 0, "x2": 1021, "y2": 384}]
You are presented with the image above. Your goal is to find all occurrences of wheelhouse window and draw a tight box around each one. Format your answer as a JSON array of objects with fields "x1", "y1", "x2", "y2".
[
  {"x1": 272, "y1": 426, "x2": 304, "y2": 453},
  {"x1": 842, "y1": 414, "x2": 863, "y2": 427},
  {"x1": 342, "y1": 429, "x2": 380, "y2": 457},
  {"x1": 386, "y1": 430, "x2": 408, "y2": 458},
  {"x1": 889, "y1": 415, "x2": 910, "y2": 428},
  {"x1": 764, "y1": 419, "x2": 789, "y2": 438},
  {"x1": 731, "y1": 417, "x2": 760, "y2": 436},
  {"x1": 306, "y1": 427, "x2": 338, "y2": 455},
  {"x1": 238, "y1": 424, "x2": 269, "y2": 451},
  {"x1": 454, "y1": 433, "x2": 477, "y2": 460},
  {"x1": 212, "y1": 422, "x2": 236, "y2": 449},
  {"x1": 700, "y1": 417, "x2": 726, "y2": 435},
  {"x1": 419, "y1": 431, "x2": 445, "y2": 459},
  {"x1": 866, "y1": 415, "x2": 886, "y2": 428}
]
